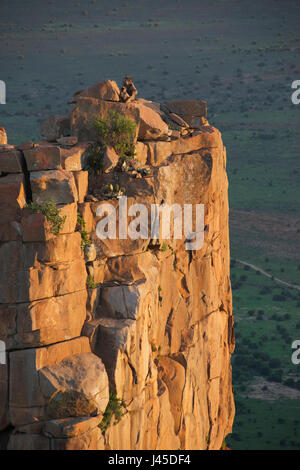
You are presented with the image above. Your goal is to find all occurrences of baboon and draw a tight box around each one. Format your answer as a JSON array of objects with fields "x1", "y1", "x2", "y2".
[{"x1": 119, "y1": 75, "x2": 137, "y2": 102}]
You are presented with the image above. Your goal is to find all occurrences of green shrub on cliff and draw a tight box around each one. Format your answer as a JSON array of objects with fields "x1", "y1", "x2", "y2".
[
  {"x1": 93, "y1": 109, "x2": 136, "y2": 158},
  {"x1": 99, "y1": 392, "x2": 126, "y2": 432},
  {"x1": 25, "y1": 199, "x2": 66, "y2": 235},
  {"x1": 86, "y1": 110, "x2": 137, "y2": 173},
  {"x1": 85, "y1": 143, "x2": 105, "y2": 175},
  {"x1": 76, "y1": 213, "x2": 91, "y2": 250}
]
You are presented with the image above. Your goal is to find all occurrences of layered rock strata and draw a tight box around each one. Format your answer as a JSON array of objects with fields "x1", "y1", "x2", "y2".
[{"x1": 0, "y1": 80, "x2": 234, "y2": 450}]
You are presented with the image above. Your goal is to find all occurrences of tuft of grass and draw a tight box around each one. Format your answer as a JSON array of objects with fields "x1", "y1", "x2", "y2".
[
  {"x1": 99, "y1": 392, "x2": 126, "y2": 433},
  {"x1": 25, "y1": 199, "x2": 66, "y2": 235}
]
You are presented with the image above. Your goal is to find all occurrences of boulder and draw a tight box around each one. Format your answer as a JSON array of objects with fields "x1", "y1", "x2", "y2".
[
  {"x1": 103, "y1": 251, "x2": 159, "y2": 285},
  {"x1": 100, "y1": 272, "x2": 158, "y2": 321},
  {"x1": 102, "y1": 145, "x2": 120, "y2": 173},
  {"x1": 0, "y1": 148, "x2": 24, "y2": 173},
  {"x1": 60, "y1": 142, "x2": 91, "y2": 171},
  {"x1": 163, "y1": 100, "x2": 207, "y2": 127},
  {"x1": 40, "y1": 115, "x2": 70, "y2": 141},
  {"x1": 23, "y1": 143, "x2": 91, "y2": 172},
  {"x1": 70, "y1": 97, "x2": 140, "y2": 142},
  {"x1": 23, "y1": 145, "x2": 61, "y2": 171},
  {"x1": 39, "y1": 352, "x2": 109, "y2": 418},
  {"x1": 73, "y1": 80, "x2": 120, "y2": 102},
  {"x1": 9, "y1": 337, "x2": 91, "y2": 426},
  {"x1": 128, "y1": 99, "x2": 169, "y2": 140},
  {"x1": 30, "y1": 169, "x2": 78, "y2": 205}
]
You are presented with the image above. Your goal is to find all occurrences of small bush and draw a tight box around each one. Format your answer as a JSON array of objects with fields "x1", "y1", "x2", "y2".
[
  {"x1": 26, "y1": 199, "x2": 66, "y2": 235},
  {"x1": 100, "y1": 393, "x2": 126, "y2": 432},
  {"x1": 92, "y1": 109, "x2": 137, "y2": 161},
  {"x1": 85, "y1": 144, "x2": 105, "y2": 175}
]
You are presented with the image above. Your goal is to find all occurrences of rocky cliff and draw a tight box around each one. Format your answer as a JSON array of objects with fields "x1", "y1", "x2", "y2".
[{"x1": 0, "y1": 79, "x2": 235, "y2": 450}]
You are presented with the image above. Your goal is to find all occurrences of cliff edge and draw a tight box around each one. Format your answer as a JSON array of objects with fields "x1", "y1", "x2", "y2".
[{"x1": 0, "y1": 79, "x2": 235, "y2": 450}]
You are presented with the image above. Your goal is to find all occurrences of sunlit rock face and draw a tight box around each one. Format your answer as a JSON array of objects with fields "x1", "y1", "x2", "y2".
[{"x1": 0, "y1": 80, "x2": 234, "y2": 450}]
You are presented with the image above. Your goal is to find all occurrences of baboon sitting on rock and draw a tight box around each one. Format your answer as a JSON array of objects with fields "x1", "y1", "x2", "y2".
[{"x1": 119, "y1": 75, "x2": 137, "y2": 103}]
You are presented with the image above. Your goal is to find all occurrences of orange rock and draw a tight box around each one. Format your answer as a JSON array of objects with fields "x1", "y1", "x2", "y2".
[
  {"x1": 77, "y1": 202, "x2": 94, "y2": 232},
  {"x1": 60, "y1": 142, "x2": 91, "y2": 171},
  {"x1": 164, "y1": 99, "x2": 207, "y2": 126},
  {"x1": 40, "y1": 115, "x2": 70, "y2": 142},
  {"x1": 70, "y1": 97, "x2": 140, "y2": 142},
  {"x1": 145, "y1": 140, "x2": 172, "y2": 166},
  {"x1": 73, "y1": 171, "x2": 88, "y2": 203},
  {"x1": 1, "y1": 290, "x2": 87, "y2": 350},
  {"x1": 9, "y1": 337, "x2": 91, "y2": 425},
  {"x1": 74, "y1": 80, "x2": 120, "y2": 102},
  {"x1": 128, "y1": 99, "x2": 169, "y2": 140},
  {"x1": 0, "y1": 258, "x2": 87, "y2": 303},
  {"x1": 50, "y1": 425, "x2": 103, "y2": 450},
  {"x1": 39, "y1": 353, "x2": 109, "y2": 418},
  {"x1": 0, "y1": 148, "x2": 24, "y2": 173},
  {"x1": 21, "y1": 203, "x2": 78, "y2": 241},
  {"x1": 102, "y1": 145, "x2": 120, "y2": 173},
  {"x1": 30, "y1": 169, "x2": 78, "y2": 205},
  {"x1": 23, "y1": 145, "x2": 61, "y2": 171},
  {"x1": 0, "y1": 174, "x2": 26, "y2": 241}
]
